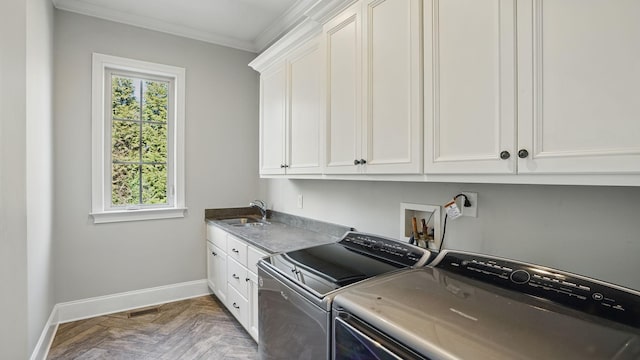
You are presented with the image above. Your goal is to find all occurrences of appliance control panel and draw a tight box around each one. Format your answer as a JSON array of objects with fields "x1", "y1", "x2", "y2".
[
  {"x1": 340, "y1": 232, "x2": 432, "y2": 267},
  {"x1": 437, "y1": 251, "x2": 640, "y2": 329}
]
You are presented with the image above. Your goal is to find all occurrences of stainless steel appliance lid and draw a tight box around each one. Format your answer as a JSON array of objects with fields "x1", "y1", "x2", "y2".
[
  {"x1": 333, "y1": 267, "x2": 640, "y2": 360},
  {"x1": 261, "y1": 231, "x2": 432, "y2": 298}
]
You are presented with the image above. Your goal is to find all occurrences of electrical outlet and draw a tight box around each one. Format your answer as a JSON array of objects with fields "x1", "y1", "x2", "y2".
[
  {"x1": 460, "y1": 192, "x2": 478, "y2": 217},
  {"x1": 297, "y1": 194, "x2": 303, "y2": 209}
]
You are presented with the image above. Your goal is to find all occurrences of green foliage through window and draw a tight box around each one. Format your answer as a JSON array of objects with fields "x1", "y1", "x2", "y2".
[{"x1": 111, "y1": 75, "x2": 169, "y2": 207}]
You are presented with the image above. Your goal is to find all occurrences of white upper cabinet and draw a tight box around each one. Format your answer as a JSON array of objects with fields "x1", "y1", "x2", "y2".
[
  {"x1": 286, "y1": 39, "x2": 323, "y2": 174},
  {"x1": 323, "y1": 2, "x2": 362, "y2": 174},
  {"x1": 259, "y1": 62, "x2": 287, "y2": 175},
  {"x1": 426, "y1": 0, "x2": 640, "y2": 176},
  {"x1": 258, "y1": 40, "x2": 323, "y2": 175},
  {"x1": 324, "y1": 0, "x2": 423, "y2": 174},
  {"x1": 424, "y1": 0, "x2": 516, "y2": 174},
  {"x1": 517, "y1": 0, "x2": 640, "y2": 174}
]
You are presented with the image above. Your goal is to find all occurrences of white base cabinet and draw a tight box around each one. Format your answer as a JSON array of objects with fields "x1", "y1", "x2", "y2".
[{"x1": 206, "y1": 223, "x2": 268, "y2": 343}]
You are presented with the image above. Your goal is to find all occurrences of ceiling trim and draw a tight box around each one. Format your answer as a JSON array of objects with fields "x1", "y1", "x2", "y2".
[
  {"x1": 253, "y1": 0, "x2": 317, "y2": 52},
  {"x1": 52, "y1": 0, "x2": 258, "y2": 52}
]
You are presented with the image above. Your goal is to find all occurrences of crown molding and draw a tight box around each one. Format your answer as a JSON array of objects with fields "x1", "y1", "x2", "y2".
[
  {"x1": 52, "y1": 0, "x2": 357, "y2": 55},
  {"x1": 52, "y1": 0, "x2": 257, "y2": 52},
  {"x1": 248, "y1": 19, "x2": 321, "y2": 73},
  {"x1": 254, "y1": 0, "x2": 318, "y2": 52}
]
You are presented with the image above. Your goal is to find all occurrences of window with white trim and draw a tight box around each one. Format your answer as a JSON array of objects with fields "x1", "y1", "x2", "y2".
[{"x1": 91, "y1": 53, "x2": 186, "y2": 223}]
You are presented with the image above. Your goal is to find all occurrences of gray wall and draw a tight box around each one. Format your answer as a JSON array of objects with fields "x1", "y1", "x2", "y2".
[
  {"x1": 54, "y1": 10, "x2": 260, "y2": 302},
  {"x1": 1, "y1": 0, "x2": 55, "y2": 357},
  {"x1": 0, "y1": 1, "x2": 28, "y2": 357},
  {"x1": 264, "y1": 180, "x2": 640, "y2": 290},
  {"x1": 27, "y1": 0, "x2": 56, "y2": 353}
]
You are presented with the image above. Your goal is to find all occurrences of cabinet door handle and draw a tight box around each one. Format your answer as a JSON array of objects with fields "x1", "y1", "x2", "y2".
[
  {"x1": 232, "y1": 302, "x2": 240, "y2": 309},
  {"x1": 232, "y1": 274, "x2": 239, "y2": 280},
  {"x1": 518, "y1": 149, "x2": 529, "y2": 159},
  {"x1": 245, "y1": 278, "x2": 250, "y2": 282},
  {"x1": 211, "y1": 251, "x2": 217, "y2": 256},
  {"x1": 280, "y1": 164, "x2": 285, "y2": 168},
  {"x1": 354, "y1": 159, "x2": 361, "y2": 165},
  {"x1": 360, "y1": 159, "x2": 366, "y2": 165},
  {"x1": 232, "y1": 248, "x2": 239, "y2": 253},
  {"x1": 500, "y1": 151, "x2": 511, "y2": 160}
]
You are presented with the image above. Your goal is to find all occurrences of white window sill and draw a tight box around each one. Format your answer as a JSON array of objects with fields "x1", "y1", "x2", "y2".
[{"x1": 90, "y1": 207, "x2": 187, "y2": 224}]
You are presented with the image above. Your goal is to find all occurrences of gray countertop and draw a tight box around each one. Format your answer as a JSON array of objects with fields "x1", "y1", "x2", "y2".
[{"x1": 205, "y1": 207, "x2": 353, "y2": 254}]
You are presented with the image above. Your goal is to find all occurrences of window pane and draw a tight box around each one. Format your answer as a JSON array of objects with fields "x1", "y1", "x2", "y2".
[
  {"x1": 142, "y1": 164, "x2": 167, "y2": 205},
  {"x1": 112, "y1": 76, "x2": 140, "y2": 120},
  {"x1": 112, "y1": 164, "x2": 140, "y2": 206},
  {"x1": 112, "y1": 120, "x2": 141, "y2": 162},
  {"x1": 143, "y1": 80, "x2": 168, "y2": 123},
  {"x1": 142, "y1": 122, "x2": 167, "y2": 163}
]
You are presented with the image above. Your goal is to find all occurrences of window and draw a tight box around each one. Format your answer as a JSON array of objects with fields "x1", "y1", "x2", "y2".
[{"x1": 91, "y1": 53, "x2": 186, "y2": 223}]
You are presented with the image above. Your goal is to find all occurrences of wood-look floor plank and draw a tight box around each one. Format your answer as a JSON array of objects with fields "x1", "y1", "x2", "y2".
[{"x1": 47, "y1": 295, "x2": 258, "y2": 360}]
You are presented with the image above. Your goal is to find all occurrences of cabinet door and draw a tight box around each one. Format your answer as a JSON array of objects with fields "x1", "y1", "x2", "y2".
[
  {"x1": 424, "y1": 0, "x2": 516, "y2": 174},
  {"x1": 363, "y1": 0, "x2": 423, "y2": 174},
  {"x1": 323, "y1": 2, "x2": 362, "y2": 174},
  {"x1": 247, "y1": 272, "x2": 259, "y2": 342},
  {"x1": 227, "y1": 257, "x2": 249, "y2": 299},
  {"x1": 207, "y1": 242, "x2": 227, "y2": 305},
  {"x1": 287, "y1": 40, "x2": 323, "y2": 174},
  {"x1": 260, "y1": 62, "x2": 286, "y2": 175},
  {"x1": 517, "y1": 0, "x2": 640, "y2": 174},
  {"x1": 227, "y1": 285, "x2": 250, "y2": 330}
]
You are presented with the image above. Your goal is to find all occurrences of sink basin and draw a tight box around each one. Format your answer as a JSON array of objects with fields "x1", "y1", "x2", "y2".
[{"x1": 220, "y1": 217, "x2": 270, "y2": 227}]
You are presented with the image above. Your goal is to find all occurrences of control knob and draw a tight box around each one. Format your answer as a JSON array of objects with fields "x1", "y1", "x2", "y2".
[{"x1": 510, "y1": 269, "x2": 531, "y2": 284}]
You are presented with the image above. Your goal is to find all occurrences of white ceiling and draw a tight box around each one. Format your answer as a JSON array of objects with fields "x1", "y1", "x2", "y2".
[{"x1": 52, "y1": 0, "x2": 316, "y2": 52}]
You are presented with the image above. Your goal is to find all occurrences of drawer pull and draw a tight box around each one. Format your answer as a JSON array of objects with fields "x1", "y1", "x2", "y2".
[
  {"x1": 232, "y1": 248, "x2": 239, "y2": 253},
  {"x1": 246, "y1": 278, "x2": 250, "y2": 282},
  {"x1": 211, "y1": 251, "x2": 217, "y2": 256},
  {"x1": 232, "y1": 302, "x2": 240, "y2": 309},
  {"x1": 232, "y1": 274, "x2": 240, "y2": 280}
]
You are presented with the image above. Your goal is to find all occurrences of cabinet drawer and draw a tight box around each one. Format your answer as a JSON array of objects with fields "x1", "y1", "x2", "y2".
[
  {"x1": 247, "y1": 246, "x2": 268, "y2": 275},
  {"x1": 226, "y1": 235, "x2": 248, "y2": 266},
  {"x1": 227, "y1": 257, "x2": 249, "y2": 298},
  {"x1": 206, "y1": 224, "x2": 227, "y2": 250},
  {"x1": 227, "y1": 285, "x2": 249, "y2": 330}
]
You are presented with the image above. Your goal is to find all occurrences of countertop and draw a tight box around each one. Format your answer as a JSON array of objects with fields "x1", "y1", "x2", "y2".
[{"x1": 205, "y1": 207, "x2": 353, "y2": 254}]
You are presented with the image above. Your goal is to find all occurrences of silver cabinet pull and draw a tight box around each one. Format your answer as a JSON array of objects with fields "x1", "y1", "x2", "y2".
[
  {"x1": 232, "y1": 248, "x2": 239, "y2": 253},
  {"x1": 233, "y1": 302, "x2": 240, "y2": 309},
  {"x1": 232, "y1": 274, "x2": 239, "y2": 280}
]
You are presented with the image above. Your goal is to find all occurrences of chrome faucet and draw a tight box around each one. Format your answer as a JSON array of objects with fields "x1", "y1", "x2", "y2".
[{"x1": 250, "y1": 200, "x2": 267, "y2": 220}]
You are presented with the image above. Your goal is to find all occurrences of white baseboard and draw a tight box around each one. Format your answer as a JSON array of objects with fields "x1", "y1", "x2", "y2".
[
  {"x1": 57, "y1": 279, "x2": 211, "y2": 323},
  {"x1": 31, "y1": 279, "x2": 211, "y2": 360},
  {"x1": 30, "y1": 306, "x2": 59, "y2": 360}
]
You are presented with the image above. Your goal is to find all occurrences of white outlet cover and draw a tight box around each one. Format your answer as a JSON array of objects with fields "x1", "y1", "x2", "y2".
[
  {"x1": 297, "y1": 194, "x2": 303, "y2": 209},
  {"x1": 460, "y1": 192, "x2": 478, "y2": 217}
]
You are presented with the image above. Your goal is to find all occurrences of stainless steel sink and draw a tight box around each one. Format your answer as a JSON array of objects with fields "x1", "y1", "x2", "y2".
[{"x1": 220, "y1": 217, "x2": 270, "y2": 227}]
